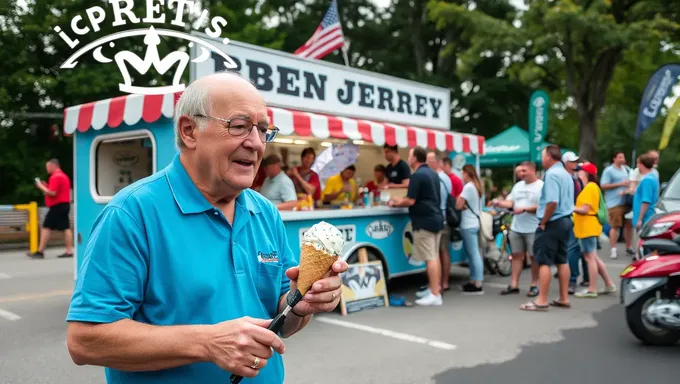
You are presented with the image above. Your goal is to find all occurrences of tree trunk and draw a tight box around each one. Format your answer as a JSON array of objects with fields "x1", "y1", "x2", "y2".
[
  {"x1": 577, "y1": 108, "x2": 598, "y2": 163},
  {"x1": 410, "y1": 2, "x2": 427, "y2": 76}
]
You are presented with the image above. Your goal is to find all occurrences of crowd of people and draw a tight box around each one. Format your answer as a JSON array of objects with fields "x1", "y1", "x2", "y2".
[
  {"x1": 378, "y1": 143, "x2": 662, "y2": 310},
  {"x1": 247, "y1": 131, "x2": 663, "y2": 310},
  {"x1": 490, "y1": 148, "x2": 660, "y2": 310},
  {"x1": 250, "y1": 141, "x2": 464, "y2": 211}
]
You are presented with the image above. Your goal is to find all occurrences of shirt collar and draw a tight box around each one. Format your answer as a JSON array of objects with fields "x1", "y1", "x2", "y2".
[
  {"x1": 236, "y1": 189, "x2": 260, "y2": 215},
  {"x1": 166, "y1": 154, "x2": 260, "y2": 215},
  {"x1": 548, "y1": 162, "x2": 565, "y2": 172}
]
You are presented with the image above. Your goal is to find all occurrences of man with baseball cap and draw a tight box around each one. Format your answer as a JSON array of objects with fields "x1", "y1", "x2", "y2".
[{"x1": 561, "y1": 151, "x2": 590, "y2": 293}]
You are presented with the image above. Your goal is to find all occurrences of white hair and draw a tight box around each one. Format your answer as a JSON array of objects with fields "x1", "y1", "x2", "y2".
[{"x1": 173, "y1": 71, "x2": 247, "y2": 150}]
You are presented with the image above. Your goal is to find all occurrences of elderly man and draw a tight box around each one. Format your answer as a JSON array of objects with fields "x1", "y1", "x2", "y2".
[
  {"x1": 520, "y1": 145, "x2": 574, "y2": 312},
  {"x1": 260, "y1": 154, "x2": 298, "y2": 210},
  {"x1": 65, "y1": 72, "x2": 348, "y2": 384}
]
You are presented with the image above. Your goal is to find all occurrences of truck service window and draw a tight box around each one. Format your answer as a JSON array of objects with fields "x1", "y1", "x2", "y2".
[{"x1": 93, "y1": 133, "x2": 154, "y2": 199}]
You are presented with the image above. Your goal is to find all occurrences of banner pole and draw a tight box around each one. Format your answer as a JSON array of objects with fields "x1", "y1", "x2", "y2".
[{"x1": 341, "y1": 41, "x2": 350, "y2": 67}]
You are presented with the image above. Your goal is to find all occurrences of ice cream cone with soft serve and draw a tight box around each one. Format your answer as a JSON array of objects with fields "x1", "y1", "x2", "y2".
[{"x1": 296, "y1": 221, "x2": 345, "y2": 295}]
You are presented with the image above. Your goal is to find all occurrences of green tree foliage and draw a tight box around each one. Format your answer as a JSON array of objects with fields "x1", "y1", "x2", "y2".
[
  {"x1": 430, "y1": 0, "x2": 680, "y2": 162},
  {"x1": 2, "y1": 0, "x2": 680, "y2": 203}
]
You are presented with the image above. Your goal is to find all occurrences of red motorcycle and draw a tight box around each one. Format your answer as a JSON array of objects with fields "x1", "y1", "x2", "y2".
[
  {"x1": 620, "y1": 237, "x2": 680, "y2": 346},
  {"x1": 635, "y1": 210, "x2": 680, "y2": 259}
]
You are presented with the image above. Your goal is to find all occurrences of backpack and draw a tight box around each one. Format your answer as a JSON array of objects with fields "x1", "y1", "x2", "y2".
[
  {"x1": 439, "y1": 178, "x2": 461, "y2": 228},
  {"x1": 465, "y1": 201, "x2": 495, "y2": 241}
]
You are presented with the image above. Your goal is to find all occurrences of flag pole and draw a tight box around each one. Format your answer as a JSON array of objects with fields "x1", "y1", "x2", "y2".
[{"x1": 341, "y1": 40, "x2": 350, "y2": 67}]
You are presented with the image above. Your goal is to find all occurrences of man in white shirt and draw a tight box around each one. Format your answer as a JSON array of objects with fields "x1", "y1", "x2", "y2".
[
  {"x1": 628, "y1": 150, "x2": 660, "y2": 187},
  {"x1": 259, "y1": 154, "x2": 299, "y2": 210},
  {"x1": 493, "y1": 161, "x2": 543, "y2": 297}
]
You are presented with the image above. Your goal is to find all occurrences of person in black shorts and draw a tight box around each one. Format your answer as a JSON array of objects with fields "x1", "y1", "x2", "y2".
[
  {"x1": 30, "y1": 158, "x2": 73, "y2": 259},
  {"x1": 520, "y1": 146, "x2": 575, "y2": 312},
  {"x1": 383, "y1": 144, "x2": 411, "y2": 188},
  {"x1": 43, "y1": 203, "x2": 71, "y2": 231}
]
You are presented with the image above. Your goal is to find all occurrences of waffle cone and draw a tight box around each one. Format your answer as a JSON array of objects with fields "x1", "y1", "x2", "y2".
[{"x1": 297, "y1": 243, "x2": 339, "y2": 295}]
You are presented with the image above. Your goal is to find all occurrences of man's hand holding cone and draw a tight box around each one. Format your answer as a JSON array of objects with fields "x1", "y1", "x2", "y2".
[{"x1": 284, "y1": 260, "x2": 349, "y2": 316}]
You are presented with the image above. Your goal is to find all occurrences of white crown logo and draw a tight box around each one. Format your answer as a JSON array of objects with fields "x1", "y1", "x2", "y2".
[
  {"x1": 111, "y1": 26, "x2": 189, "y2": 94},
  {"x1": 58, "y1": 6, "x2": 238, "y2": 96}
]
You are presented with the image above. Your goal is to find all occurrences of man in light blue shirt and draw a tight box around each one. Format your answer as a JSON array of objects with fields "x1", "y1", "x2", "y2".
[
  {"x1": 65, "y1": 73, "x2": 348, "y2": 384},
  {"x1": 521, "y1": 145, "x2": 574, "y2": 313},
  {"x1": 259, "y1": 154, "x2": 298, "y2": 210},
  {"x1": 600, "y1": 151, "x2": 633, "y2": 258}
]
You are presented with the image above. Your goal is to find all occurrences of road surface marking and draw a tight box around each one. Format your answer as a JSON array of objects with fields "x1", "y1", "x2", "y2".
[
  {"x1": 0, "y1": 289, "x2": 72, "y2": 304},
  {"x1": 315, "y1": 317, "x2": 457, "y2": 350},
  {"x1": 0, "y1": 272, "x2": 10, "y2": 279},
  {"x1": 0, "y1": 308, "x2": 22, "y2": 321},
  {"x1": 483, "y1": 282, "x2": 509, "y2": 289}
]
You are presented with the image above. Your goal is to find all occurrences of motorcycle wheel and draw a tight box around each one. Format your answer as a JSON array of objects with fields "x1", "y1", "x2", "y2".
[
  {"x1": 495, "y1": 248, "x2": 512, "y2": 277},
  {"x1": 625, "y1": 290, "x2": 680, "y2": 346}
]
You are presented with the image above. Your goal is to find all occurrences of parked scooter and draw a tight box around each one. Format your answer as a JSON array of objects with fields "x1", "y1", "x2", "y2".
[
  {"x1": 482, "y1": 208, "x2": 513, "y2": 276},
  {"x1": 620, "y1": 237, "x2": 680, "y2": 346}
]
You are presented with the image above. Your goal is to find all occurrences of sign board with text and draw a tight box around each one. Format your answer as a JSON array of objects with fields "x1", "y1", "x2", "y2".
[
  {"x1": 528, "y1": 90, "x2": 549, "y2": 164},
  {"x1": 190, "y1": 32, "x2": 450, "y2": 130},
  {"x1": 339, "y1": 260, "x2": 389, "y2": 315}
]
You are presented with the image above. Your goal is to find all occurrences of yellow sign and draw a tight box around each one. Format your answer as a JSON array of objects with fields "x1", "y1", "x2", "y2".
[{"x1": 659, "y1": 97, "x2": 680, "y2": 150}]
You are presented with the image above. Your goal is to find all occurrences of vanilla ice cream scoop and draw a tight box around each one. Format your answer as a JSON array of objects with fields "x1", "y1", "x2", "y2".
[{"x1": 302, "y1": 221, "x2": 345, "y2": 256}]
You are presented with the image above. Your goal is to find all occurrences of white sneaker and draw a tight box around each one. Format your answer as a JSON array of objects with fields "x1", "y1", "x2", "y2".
[
  {"x1": 610, "y1": 248, "x2": 618, "y2": 259},
  {"x1": 415, "y1": 293, "x2": 443, "y2": 306},
  {"x1": 416, "y1": 288, "x2": 431, "y2": 298}
]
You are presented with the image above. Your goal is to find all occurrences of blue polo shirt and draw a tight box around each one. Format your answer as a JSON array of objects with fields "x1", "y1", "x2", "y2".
[
  {"x1": 66, "y1": 154, "x2": 297, "y2": 384},
  {"x1": 537, "y1": 162, "x2": 574, "y2": 222}
]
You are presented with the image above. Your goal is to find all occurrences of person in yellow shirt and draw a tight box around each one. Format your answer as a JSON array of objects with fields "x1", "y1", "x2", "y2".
[
  {"x1": 572, "y1": 162, "x2": 616, "y2": 298},
  {"x1": 322, "y1": 165, "x2": 358, "y2": 205}
]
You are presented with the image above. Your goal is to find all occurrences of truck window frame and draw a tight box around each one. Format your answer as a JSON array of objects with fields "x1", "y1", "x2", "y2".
[{"x1": 89, "y1": 129, "x2": 157, "y2": 204}]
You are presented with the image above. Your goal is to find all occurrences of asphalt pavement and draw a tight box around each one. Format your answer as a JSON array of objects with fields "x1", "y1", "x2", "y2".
[{"x1": 1, "y1": 245, "x2": 678, "y2": 384}]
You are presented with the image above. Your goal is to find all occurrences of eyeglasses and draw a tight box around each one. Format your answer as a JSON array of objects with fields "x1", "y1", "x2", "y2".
[{"x1": 192, "y1": 115, "x2": 279, "y2": 143}]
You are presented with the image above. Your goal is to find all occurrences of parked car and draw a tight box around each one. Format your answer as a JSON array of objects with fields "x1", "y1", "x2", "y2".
[{"x1": 655, "y1": 167, "x2": 680, "y2": 214}]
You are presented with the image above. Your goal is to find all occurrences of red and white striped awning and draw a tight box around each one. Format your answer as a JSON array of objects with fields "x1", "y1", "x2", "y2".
[{"x1": 64, "y1": 93, "x2": 485, "y2": 154}]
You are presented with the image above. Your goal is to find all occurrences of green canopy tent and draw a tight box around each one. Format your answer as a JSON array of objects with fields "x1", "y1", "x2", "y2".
[{"x1": 460, "y1": 126, "x2": 572, "y2": 167}]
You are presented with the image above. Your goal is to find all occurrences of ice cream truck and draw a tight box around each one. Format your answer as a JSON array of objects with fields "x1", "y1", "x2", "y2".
[{"x1": 63, "y1": 32, "x2": 485, "y2": 281}]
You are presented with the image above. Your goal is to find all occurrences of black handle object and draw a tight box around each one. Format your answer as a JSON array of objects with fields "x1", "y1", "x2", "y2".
[
  {"x1": 286, "y1": 289, "x2": 304, "y2": 308},
  {"x1": 229, "y1": 290, "x2": 304, "y2": 383}
]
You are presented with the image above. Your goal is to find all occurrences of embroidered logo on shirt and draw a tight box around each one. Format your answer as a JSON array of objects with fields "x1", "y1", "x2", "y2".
[{"x1": 257, "y1": 251, "x2": 278, "y2": 263}]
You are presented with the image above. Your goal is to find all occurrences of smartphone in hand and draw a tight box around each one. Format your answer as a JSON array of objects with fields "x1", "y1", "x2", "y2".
[{"x1": 34, "y1": 177, "x2": 42, "y2": 184}]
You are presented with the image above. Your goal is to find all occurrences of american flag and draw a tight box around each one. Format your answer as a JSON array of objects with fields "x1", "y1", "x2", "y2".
[{"x1": 294, "y1": 0, "x2": 346, "y2": 60}]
